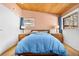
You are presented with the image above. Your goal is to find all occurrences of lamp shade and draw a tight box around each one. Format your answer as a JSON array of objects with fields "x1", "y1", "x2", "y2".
[{"x1": 50, "y1": 26, "x2": 56, "y2": 34}]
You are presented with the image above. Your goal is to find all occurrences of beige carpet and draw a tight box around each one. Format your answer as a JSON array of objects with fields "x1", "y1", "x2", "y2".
[{"x1": 1, "y1": 43, "x2": 79, "y2": 56}]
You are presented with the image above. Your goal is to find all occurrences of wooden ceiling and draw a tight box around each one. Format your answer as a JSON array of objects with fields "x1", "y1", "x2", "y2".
[{"x1": 17, "y1": 3, "x2": 77, "y2": 15}]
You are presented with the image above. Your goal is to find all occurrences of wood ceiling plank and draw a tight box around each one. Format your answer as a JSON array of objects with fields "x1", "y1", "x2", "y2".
[{"x1": 17, "y1": 3, "x2": 77, "y2": 15}]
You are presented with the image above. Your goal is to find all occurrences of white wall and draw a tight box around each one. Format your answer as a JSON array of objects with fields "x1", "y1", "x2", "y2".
[
  {"x1": 2, "y1": 3, "x2": 22, "y2": 16},
  {"x1": 62, "y1": 8, "x2": 79, "y2": 51},
  {"x1": 63, "y1": 29, "x2": 79, "y2": 51},
  {"x1": 0, "y1": 4, "x2": 20, "y2": 54},
  {"x1": 22, "y1": 10, "x2": 58, "y2": 34},
  {"x1": 22, "y1": 10, "x2": 58, "y2": 30}
]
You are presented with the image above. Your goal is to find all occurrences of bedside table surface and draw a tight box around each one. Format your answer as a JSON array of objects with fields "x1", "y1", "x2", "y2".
[
  {"x1": 18, "y1": 34, "x2": 26, "y2": 41},
  {"x1": 51, "y1": 33, "x2": 63, "y2": 43}
]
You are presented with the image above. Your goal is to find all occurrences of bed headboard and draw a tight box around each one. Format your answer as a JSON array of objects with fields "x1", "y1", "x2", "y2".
[
  {"x1": 19, "y1": 30, "x2": 49, "y2": 41},
  {"x1": 31, "y1": 30, "x2": 50, "y2": 33}
]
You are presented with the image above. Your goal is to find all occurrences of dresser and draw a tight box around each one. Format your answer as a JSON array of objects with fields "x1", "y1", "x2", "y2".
[{"x1": 18, "y1": 33, "x2": 63, "y2": 43}]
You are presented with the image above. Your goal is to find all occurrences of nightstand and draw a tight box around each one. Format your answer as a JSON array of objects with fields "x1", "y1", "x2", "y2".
[
  {"x1": 51, "y1": 33, "x2": 63, "y2": 43},
  {"x1": 18, "y1": 34, "x2": 26, "y2": 41}
]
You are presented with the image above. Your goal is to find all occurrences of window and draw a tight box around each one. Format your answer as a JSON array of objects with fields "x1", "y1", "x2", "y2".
[
  {"x1": 63, "y1": 12, "x2": 78, "y2": 29},
  {"x1": 20, "y1": 17, "x2": 35, "y2": 30}
]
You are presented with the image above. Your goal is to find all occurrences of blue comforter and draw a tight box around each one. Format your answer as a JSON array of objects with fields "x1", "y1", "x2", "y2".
[{"x1": 15, "y1": 32, "x2": 67, "y2": 55}]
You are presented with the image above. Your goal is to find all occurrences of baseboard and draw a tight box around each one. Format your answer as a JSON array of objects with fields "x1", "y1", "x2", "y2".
[{"x1": 64, "y1": 42, "x2": 79, "y2": 55}]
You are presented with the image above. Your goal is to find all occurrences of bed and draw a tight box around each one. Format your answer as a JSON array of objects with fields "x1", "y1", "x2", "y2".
[{"x1": 15, "y1": 30, "x2": 67, "y2": 56}]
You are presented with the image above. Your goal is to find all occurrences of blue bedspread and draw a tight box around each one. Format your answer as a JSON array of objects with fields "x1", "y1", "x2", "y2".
[{"x1": 15, "y1": 32, "x2": 67, "y2": 55}]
